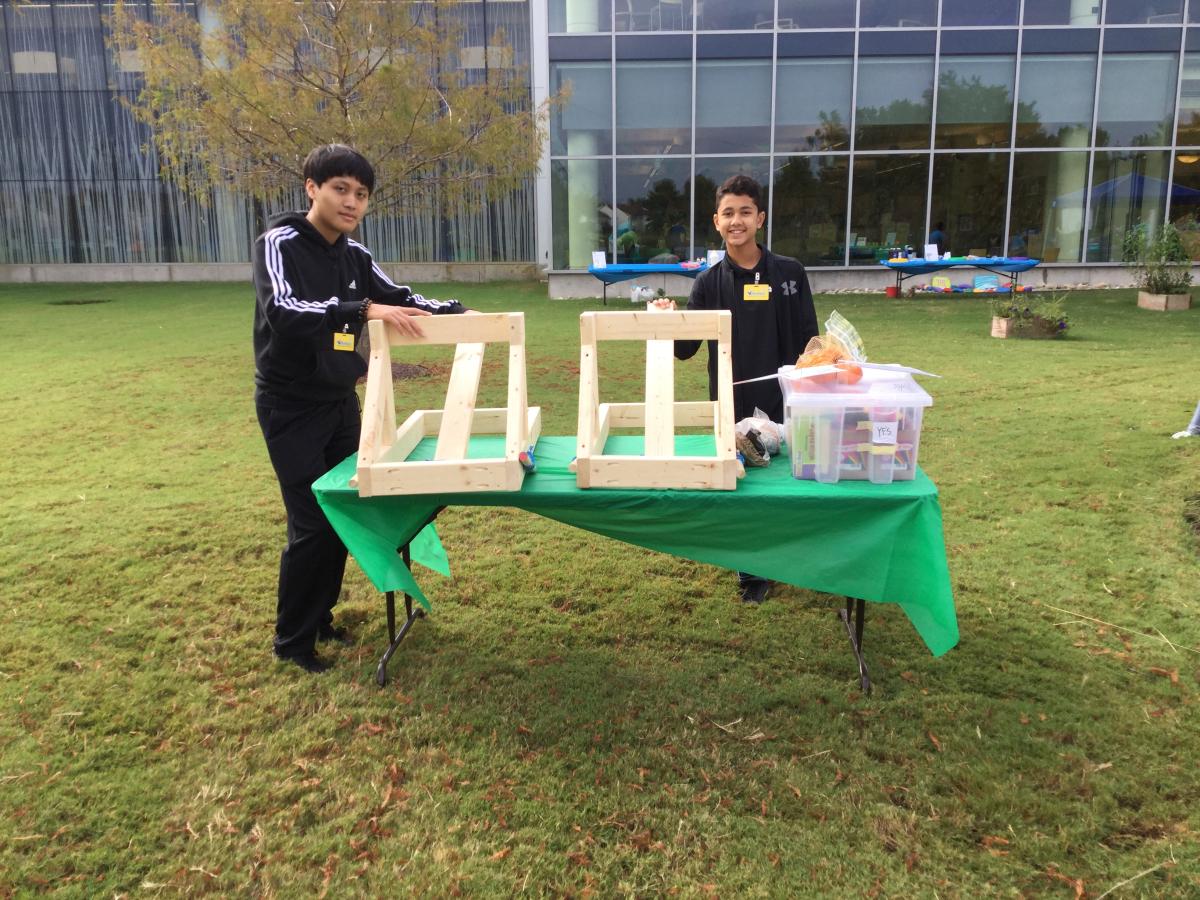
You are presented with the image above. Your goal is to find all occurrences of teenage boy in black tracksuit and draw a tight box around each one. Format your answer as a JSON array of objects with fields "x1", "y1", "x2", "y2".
[
  {"x1": 253, "y1": 144, "x2": 467, "y2": 674},
  {"x1": 675, "y1": 175, "x2": 819, "y2": 604}
]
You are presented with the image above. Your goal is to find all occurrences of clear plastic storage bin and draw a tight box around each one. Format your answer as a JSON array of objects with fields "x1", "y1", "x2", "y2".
[{"x1": 778, "y1": 366, "x2": 933, "y2": 484}]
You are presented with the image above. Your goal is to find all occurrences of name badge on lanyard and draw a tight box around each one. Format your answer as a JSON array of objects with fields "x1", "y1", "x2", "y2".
[
  {"x1": 743, "y1": 272, "x2": 770, "y2": 302},
  {"x1": 333, "y1": 327, "x2": 355, "y2": 351}
]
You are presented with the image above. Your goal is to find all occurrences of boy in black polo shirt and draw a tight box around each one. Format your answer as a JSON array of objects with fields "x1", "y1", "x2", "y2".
[{"x1": 675, "y1": 175, "x2": 819, "y2": 603}]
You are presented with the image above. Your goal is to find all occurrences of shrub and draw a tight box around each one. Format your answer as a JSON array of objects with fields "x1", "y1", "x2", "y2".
[
  {"x1": 989, "y1": 293, "x2": 1071, "y2": 337},
  {"x1": 1123, "y1": 222, "x2": 1193, "y2": 295}
]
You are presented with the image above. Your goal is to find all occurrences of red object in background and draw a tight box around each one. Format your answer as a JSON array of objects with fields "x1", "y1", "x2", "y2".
[{"x1": 885, "y1": 285, "x2": 899, "y2": 298}]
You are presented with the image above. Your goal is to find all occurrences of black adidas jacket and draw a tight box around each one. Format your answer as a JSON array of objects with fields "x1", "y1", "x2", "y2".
[
  {"x1": 675, "y1": 246, "x2": 819, "y2": 422},
  {"x1": 252, "y1": 212, "x2": 464, "y2": 405}
]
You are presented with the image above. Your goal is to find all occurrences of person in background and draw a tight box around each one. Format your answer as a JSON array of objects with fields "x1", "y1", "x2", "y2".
[
  {"x1": 675, "y1": 174, "x2": 819, "y2": 604},
  {"x1": 928, "y1": 221, "x2": 947, "y2": 256},
  {"x1": 252, "y1": 144, "x2": 469, "y2": 674},
  {"x1": 1173, "y1": 400, "x2": 1200, "y2": 439}
]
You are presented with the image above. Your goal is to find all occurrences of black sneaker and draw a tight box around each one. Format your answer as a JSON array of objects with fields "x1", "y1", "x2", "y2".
[
  {"x1": 318, "y1": 624, "x2": 353, "y2": 646},
  {"x1": 738, "y1": 578, "x2": 771, "y2": 604},
  {"x1": 278, "y1": 650, "x2": 330, "y2": 674}
]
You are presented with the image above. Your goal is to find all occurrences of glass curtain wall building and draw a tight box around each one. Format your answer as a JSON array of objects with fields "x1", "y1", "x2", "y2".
[
  {"x1": 0, "y1": 0, "x2": 534, "y2": 266},
  {"x1": 543, "y1": 0, "x2": 1200, "y2": 270},
  {"x1": 8, "y1": 1, "x2": 1200, "y2": 270}
]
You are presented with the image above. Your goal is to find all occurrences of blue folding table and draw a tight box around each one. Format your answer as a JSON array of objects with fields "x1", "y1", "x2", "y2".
[
  {"x1": 587, "y1": 262, "x2": 709, "y2": 304},
  {"x1": 882, "y1": 257, "x2": 1040, "y2": 293}
]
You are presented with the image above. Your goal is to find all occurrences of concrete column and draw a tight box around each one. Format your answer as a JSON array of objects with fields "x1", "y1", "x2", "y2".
[
  {"x1": 566, "y1": 133, "x2": 600, "y2": 268},
  {"x1": 565, "y1": 0, "x2": 601, "y2": 33},
  {"x1": 1071, "y1": 1, "x2": 1100, "y2": 25},
  {"x1": 1055, "y1": 154, "x2": 1088, "y2": 259}
]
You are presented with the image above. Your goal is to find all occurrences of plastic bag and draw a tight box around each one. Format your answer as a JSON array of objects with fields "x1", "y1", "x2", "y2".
[
  {"x1": 736, "y1": 407, "x2": 785, "y2": 456},
  {"x1": 630, "y1": 284, "x2": 656, "y2": 304}
]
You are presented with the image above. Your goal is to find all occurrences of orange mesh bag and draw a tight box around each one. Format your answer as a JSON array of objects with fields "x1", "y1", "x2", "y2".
[{"x1": 795, "y1": 335, "x2": 863, "y2": 385}]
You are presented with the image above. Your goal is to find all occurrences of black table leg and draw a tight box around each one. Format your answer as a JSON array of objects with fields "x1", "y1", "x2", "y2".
[
  {"x1": 375, "y1": 542, "x2": 427, "y2": 686},
  {"x1": 838, "y1": 597, "x2": 872, "y2": 695},
  {"x1": 374, "y1": 509, "x2": 444, "y2": 687}
]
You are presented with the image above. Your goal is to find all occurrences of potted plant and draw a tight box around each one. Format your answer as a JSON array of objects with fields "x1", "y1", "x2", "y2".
[
  {"x1": 1123, "y1": 222, "x2": 1194, "y2": 310},
  {"x1": 989, "y1": 293, "x2": 1071, "y2": 339}
]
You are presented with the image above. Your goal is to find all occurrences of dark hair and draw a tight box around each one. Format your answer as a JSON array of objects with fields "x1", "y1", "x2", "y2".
[
  {"x1": 715, "y1": 175, "x2": 763, "y2": 211},
  {"x1": 302, "y1": 144, "x2": 376, "y2": 194}
]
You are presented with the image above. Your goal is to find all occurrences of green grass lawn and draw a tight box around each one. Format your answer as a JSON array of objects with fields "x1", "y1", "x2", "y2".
[{"x1": 1, "y1": 282, "x2": 1198, "y2": 896}]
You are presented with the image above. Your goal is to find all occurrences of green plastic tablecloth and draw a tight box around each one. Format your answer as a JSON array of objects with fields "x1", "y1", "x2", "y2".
[{"x1": 313, "y1": 435, "x2": 959, "y2": 657}]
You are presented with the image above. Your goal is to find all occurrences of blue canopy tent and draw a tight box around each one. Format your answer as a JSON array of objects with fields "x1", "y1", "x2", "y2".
[{"x1": 1051, "y1": 173, "x2": 1200, "y2": 208}]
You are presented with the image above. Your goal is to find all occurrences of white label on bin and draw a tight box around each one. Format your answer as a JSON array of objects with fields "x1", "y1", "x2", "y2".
[{"x1": 871, "y1": 420, "x2": 897, "y2": 444}]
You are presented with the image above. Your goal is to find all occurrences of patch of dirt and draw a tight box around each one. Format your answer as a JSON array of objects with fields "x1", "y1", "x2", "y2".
[
  {"x1": 1185, "y1": 494, "x2": 1200, "y2": 546},
  {"x1": 47, "y1": 298, "x2": 112, "y2": 306},
  {"x1": 357, "y1": 363, "x2": 432, "y2": 384}
]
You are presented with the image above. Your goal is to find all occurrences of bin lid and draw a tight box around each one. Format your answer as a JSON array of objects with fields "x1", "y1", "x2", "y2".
[{"x1": 778, "y1": 365, "x2": 933, "y2": 408}]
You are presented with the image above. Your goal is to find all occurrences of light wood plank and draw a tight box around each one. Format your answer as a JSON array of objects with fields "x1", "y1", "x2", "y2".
[
  {"x1": 713, "y1": 312, "x2": 736, "y2": 460},
  {"x1": 506, "y1": 330, "x2": 529, "y2": 460},
  {"x1": 435, "y1": 342, "x2": 485, "y2": 460},
  {"x1": 385, "y1": 312, "x2": 514, "y2": 346},
  {"x1": 379, "y1": 410, "x2": 434, "y2": 464},
  {"x1": 643, "y1": 339, "x2": 675, "y2": 456},
  {"x1": 584, "y1": 456, "x2": 729, "y2": 490},
  {"x1": 591, "y1": 310, "x2": 726, "y2": 341}
]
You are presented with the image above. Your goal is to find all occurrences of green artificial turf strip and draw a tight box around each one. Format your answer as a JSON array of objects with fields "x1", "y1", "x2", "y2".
[{"x1": 0, "y1": 283, "x2": 1197, "y2": 896}]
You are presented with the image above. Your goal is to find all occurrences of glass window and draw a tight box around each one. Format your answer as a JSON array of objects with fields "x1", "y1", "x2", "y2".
[
  {"x1": 115, "y1": 181, "x2": 168, "y2": 264},
  {"x1": 0, "y1": 97, "x2": 19, "y2": 180},
  {"x1": 113, "y1": 92, "x2": 158, "y2": 180},
  {"x1": 550, "y1": 62, "x2": 612, "y2": 156},
  {"x1": 777, "y1": 0, "x2": 855, "y2": 29},
  {"x1": 1010, "y1": 151, "x2": 1090, "y2": 262},
  {"x1": 101, "y1": 0, "x2": 151, "y2": 91},
  {"x1": 771, "y1": 155, "x2": 849, "y2": 266},
  {"x1": 855, "y1": 56, "x2": 934, "y2": 151},
  {"x1": 699, "y1": 1, "x2": 774, "y2": 30},
  {"x1": 549, "y1": 0, "x2": 612, "y2": 33},
  {"x1": 935, "y1": 56, "x2": 1015, "y2": 149},
  {"x1": 615, "y1": 0, "x2": 692, "y2": 31},
  {"x1": 6, "y1": 2, "x2": 59, "y2": 88},
  {"x1": 615, "y1": 157, "x2": 692, "y2": 262},
  {"x1": 62, "y1": 93, "x2": 116, "y2": 182},
  {"x1": 1168, "y1": 152, "x2": 1200, "y2": 258},
  {"x1": 0, "y1": 3, "x2": 13, "y2": 91},
  {"x1": 1086, "y1": 150, "x2": 1171, "y2": 261},
  {"x1": 1096, "y1": 53, "x2": 1178, "y2": 146},
  {"x1": 848, "y1": 154, "x2": 929, "y2": 265},
  {"x1": 1177, "y1": 52, "x2": 1200, "y2": 144},
  {"x1": 0, "y1": 183, "x2": 26, "y2": 263},
  {"x1": 775, "y1": 58, "x2": 853, "y2": 152},
  {"x1": 1104, "y1": 1, "x2": 1183, "y2": 24},
  {"x1": 930, "y1": 152, "x2": 1010, "y2": 258},
  {"x1": 1016, "y1": 55, "x2": 1096, "y2": 148},
  {"x1": 693, "y1": 157, "x2": 770, "y2": 252},
  {"x1": 552, "y1": 158, "x2": 613, "y2": 268},
  {"x1": 941, "y1": 0, "x2": 1019, "y2": 25},
  {"x1": 13, "y1": 93, "x2": 67, "y2": 181},
  {"x1": 696, "y1": 60, "x2": 771, "y2": 154},
  {"x1": 615, "y1": 60, "x2": 691, "y2": 155},
  {"x1": 1024, "y1": 1, "x2": 1100, "y2": 25},
  {"x1": 859, "y1": 0, "x2": 936, "y2": 27},
  {"x1": 55, "y1": 1, "x2": 108, "y2": 89},
  {"x1": 22, "y1": 182, "x2": 75, "y2": 263}
]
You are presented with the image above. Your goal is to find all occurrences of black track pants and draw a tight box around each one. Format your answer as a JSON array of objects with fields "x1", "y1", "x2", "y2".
[{"x1": 256, "y1": 394, "x2": 360, "y2": 657}]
